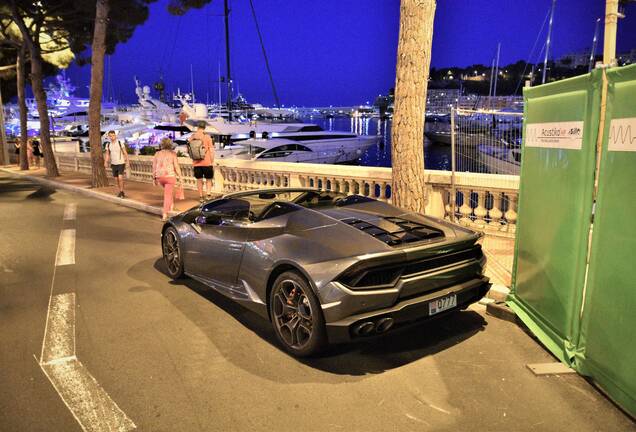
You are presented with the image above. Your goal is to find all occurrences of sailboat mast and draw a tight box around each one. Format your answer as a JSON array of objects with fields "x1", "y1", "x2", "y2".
[
  {"x1": 218, "y1": 61, "x2": 222, "y2": 114},
  {"x1": 493, "y1": 42, "x2": 501, "y2": 97},
  {"x1": 190, "y1": 64, "x2": 195, "y2": 103},
  {"x1": 542, "y1": 0, "x2": 556, "y2": 84},
  {"x1": 488, "y1": 58, "x2": 495, "y2": 97},
  {"x1": 224, "y1": 0, "x2": 233, "y2": 121},
  {"x1": 589, "y1": 18, "x2": 601, "y2": 71}
]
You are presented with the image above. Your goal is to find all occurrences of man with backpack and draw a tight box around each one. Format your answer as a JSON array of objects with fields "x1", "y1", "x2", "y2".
[
  {"x1": 188, "y1": 122, "x2": 215, "y2": 202},
  {"x1": 103, "y1": 130, "x2": 129, "y2": 198}
]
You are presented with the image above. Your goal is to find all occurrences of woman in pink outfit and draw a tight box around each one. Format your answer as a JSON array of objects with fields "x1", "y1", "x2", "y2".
[{"x1": 152, "y1": 138, "x2": 183, "y2": 221}]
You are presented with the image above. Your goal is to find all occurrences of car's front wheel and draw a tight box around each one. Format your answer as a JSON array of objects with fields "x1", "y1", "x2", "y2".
[
  {"x1": 162, "y1": 227, "x2": 184, "y2": 279},
  {"x1": 269, "y1": 271, "x2": 327, "y2": 357}
]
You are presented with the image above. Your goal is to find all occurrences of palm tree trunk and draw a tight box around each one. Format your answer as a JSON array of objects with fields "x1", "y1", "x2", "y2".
[
  {"x1": 391, "y1": 0, "x2": 436, "y2": 213},
  {"x1": 16, "y1": 45, "x2": 29, "y2": 171},
  {"x1": 89, "y1": 0, "x2": 110, "y2": 187},
  {"x1": 0, "y1": 81, "x2": 9, "y2": 166},
  {"x1": 29, "y1": 44, "x2": 59, "y2": 177}
]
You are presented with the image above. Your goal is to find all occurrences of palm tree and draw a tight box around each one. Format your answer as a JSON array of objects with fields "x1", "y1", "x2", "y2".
[
  {"x1": 88, "y1": 0, "x2": 109, "y2": 187},
  {"x1": 391, "y1": 0, "x2": 436, "y2": 213}
]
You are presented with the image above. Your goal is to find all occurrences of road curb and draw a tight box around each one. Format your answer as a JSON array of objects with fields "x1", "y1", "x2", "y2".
[
  {"x1": 486, "y1": 301, "x2": 518, "y2": 323},
  {"x1": 0, "y1": 168, "x2": 168, "y2": 217},
  {"x1": 486, "y1": 283, "x2": 510, "y2": 302}
]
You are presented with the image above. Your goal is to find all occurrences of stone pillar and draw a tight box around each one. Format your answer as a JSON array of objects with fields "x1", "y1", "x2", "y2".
[
  {"x1": 459, "y1": 189, "x2": 473, "y2": 225},
  {"x1": 473, "y1": 190, "x2": 487, "y2": 226}
]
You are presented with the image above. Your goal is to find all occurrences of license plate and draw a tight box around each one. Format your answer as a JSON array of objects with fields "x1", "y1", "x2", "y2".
[{"x1": 429, "y1": 294, "x2": 457, "y2": 315}]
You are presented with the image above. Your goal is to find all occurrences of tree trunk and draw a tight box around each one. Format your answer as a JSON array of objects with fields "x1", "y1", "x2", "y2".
[
  {"x1": 29, "y1": 43, "x2": 59, "y2": 177},
  {"x1": 89, "y1": 0, "x2": 110, "y2": 187},
  {"x1": 16, "y1": 45, "x2": 29, "y2": 171},
  {"x1": 0, "y1": 81, "x2": 8, "y2": 166},
  {"x1": 390, "y1": 0, "x2": 436, "y2": 213}
]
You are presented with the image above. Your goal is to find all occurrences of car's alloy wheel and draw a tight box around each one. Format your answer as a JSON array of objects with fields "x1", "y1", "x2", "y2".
[
  {"x1": 270, "y1": 271, "x2": 326, "y2": 356},
  {"x1": 162, "y1": 227, "x2": 184, "y2": 279}
]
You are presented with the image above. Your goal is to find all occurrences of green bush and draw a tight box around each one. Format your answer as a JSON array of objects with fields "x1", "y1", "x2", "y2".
[{"x1": 139, "y1": 145, "x2": 157, "y2": 156}]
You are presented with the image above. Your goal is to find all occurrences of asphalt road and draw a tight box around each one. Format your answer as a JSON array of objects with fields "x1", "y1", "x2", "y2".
[{"x1": 0, "y1": 172, "x2": 634, "y2": 432}]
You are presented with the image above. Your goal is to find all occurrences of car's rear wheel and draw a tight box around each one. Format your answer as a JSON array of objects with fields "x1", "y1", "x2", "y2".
[
  {"x1": 162, "y1": 227, "x2": 184, "y2": 279},
  {"x1": 269, "y1": 271, "x2": 327, "y2": 357}
]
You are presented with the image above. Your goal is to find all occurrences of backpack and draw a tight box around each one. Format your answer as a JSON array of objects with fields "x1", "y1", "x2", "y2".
[{"x1": 188, "y1": 138, "x2": 206, "y2": 161}]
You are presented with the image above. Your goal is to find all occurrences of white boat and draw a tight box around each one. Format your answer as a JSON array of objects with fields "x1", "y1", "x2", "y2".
[
  {"x1": 231, "y1": 132, "x2": 379, "y2": 164},
  {"x1": 175, "y1": 98, "x2": 379, "y2": 162},
  {"x1": 477, "y1": 144, "x2": 521, "y2": 175}
]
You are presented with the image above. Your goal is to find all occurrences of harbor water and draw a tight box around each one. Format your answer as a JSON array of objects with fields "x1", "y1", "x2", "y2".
[{"x1": 299, "y1": 116, "x2": 452, "y2": 170}]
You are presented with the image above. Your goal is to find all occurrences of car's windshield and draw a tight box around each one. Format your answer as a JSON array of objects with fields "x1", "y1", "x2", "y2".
[
  {"x1": 292, "y1": 190, "x2": 347, "y2": 208},
  {"x1": 217, "y1": 190, "x2": 349, "y2": 222}
]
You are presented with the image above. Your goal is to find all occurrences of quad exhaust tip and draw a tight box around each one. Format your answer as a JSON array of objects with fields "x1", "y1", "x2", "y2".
[
  {"x1": 375, "y1": 317, "x2": 394, "y2": 333},
  {"x1": 353, "y1": 317, "x2": 395, "y2": 337},
  {"x1": 354, "y1": 321, "x2": 375, "y2": 336}
]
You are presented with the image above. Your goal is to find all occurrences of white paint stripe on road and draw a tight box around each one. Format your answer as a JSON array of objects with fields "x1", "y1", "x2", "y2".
[
  {"x1": 41, "y1": 293, "x2": 76, "y2": 364},
  {"x1": 40, "y1": 358, "x2": 136, "y2": 432},
  {"x1": 55, "y1": 229, "x2": 76, "y2": 266},
  {"x1": 37, "y1": 201, "x2": 136, "y2": 431},
  {"x1": 64, "y1": 203, "x2": 77, "y2": 221}
]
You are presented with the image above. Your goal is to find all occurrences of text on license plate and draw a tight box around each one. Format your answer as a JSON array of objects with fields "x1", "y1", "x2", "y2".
[{"x1": 429, "y1": 294, "x2": 457, "y2": 315}]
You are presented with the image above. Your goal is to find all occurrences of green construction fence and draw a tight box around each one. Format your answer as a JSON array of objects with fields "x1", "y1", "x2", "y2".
[{"x1": 508, "y1": 63, "x2": 636, "y2": 417}]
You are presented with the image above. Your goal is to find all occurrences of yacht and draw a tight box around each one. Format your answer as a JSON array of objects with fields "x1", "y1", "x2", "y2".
[
  {"x1": 175, "y1": 98, "x2": 379, "y2": 162},
  {"x1": 477, "y1": 142, "x2": 521, "y2": 175},
  {"x1": 231, "y1": 131, "x2": 379, "y2": 164}
]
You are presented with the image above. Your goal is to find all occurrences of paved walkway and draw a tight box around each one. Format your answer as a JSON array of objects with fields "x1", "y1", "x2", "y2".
[
  {"x1": 0, "y1": 164, "x2": 515, "y2": 292},
  {"x1": 0, "y1": 165, "x2": 217, "y2": 216}
]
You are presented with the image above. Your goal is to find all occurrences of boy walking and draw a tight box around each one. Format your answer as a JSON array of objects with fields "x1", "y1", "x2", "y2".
[
  {"x1": 189, "y1": 122, "x2": 215, "y2": 202},
  {"x1": 104, "y1": 130, "x2": 129, "y2": 198}
]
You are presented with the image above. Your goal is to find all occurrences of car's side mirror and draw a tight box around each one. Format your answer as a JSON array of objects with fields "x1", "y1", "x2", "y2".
[{"x1": 196, "y1": 213, "x2": 223, "y2": 225}]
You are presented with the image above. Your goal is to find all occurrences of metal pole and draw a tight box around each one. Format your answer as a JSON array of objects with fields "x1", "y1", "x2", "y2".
[
  {"x1": 450, "y1": 107, "x2": 457, "y2": 222},
  {"x1": 589, "y1": 18, "x2": 601, "y2": 71},
  {"x1": 603, "y1": 0, "x2": 619, "y2": 65},
  {"x1": 542, "y1": 0, "x2": 556, "y2": 84},
  {"x1": 224, "y1": 0, "x2": 233, "y2": 121},
  {"x1": 493, "y1": 42, "x2": 501, "y2": 97}
]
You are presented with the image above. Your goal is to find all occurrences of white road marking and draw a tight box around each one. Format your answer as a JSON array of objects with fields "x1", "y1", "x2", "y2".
[
  {"x1": 41, "y1": 293, "x2": 76, "y2": 364},
  {"x1": 38, "y1": 202, "x2": 137, "y2": 431},
  {"x1": 55, "y1": 229, "x2": 76, "y2": 266},
  {"x1": 40, "y1": 358, "x2": 136, "y2": 432},
  {"x1": 63, "y1": 203, "x2": 77, "y2": 221}
]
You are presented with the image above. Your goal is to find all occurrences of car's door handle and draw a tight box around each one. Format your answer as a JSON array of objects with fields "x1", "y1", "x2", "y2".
[{"x1": 228, "y1": 243, "x2": 243, "y2": 250}]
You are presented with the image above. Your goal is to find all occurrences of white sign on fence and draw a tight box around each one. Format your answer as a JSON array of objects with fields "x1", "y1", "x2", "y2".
[
  {"x1": 608, "y1": 117, "x2": 636, "y2": 152},
  {"x1": 525, "y1": 121, "x2": 584, "y2": 150}
]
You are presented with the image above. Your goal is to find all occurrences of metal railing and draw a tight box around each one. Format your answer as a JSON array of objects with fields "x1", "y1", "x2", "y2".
[{"x1": 449, "y1": 108, "x2": 523, "y2": 231}]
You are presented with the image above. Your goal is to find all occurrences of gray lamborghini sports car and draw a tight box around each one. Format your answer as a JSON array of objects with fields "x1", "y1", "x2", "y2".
[{"x1": 161, "y1": 188, "x2": 490, "y2": 356}]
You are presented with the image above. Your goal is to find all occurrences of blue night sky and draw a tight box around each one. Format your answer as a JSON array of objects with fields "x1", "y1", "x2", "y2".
[{"x1": 62, "y1": 0, "x2": 636, "y2": 106}]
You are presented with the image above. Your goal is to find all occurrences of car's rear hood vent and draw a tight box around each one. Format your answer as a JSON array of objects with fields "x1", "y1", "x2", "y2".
[{"x1": 340, "y1": 216, "x2": 444, "y2": 246}]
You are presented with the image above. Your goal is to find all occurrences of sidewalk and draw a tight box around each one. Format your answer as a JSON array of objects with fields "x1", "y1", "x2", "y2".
[
  {"x1": 1, "y1": 164, "x2": 515, "y2": 292},
  {"x1": 0, "y1": 165, "x2": 218, "y2": 217}
]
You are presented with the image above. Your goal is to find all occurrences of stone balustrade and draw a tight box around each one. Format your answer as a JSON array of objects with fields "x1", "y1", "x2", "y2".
[{"x1": 53, "y1": 152, "x2": 519, "y2": 236}]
